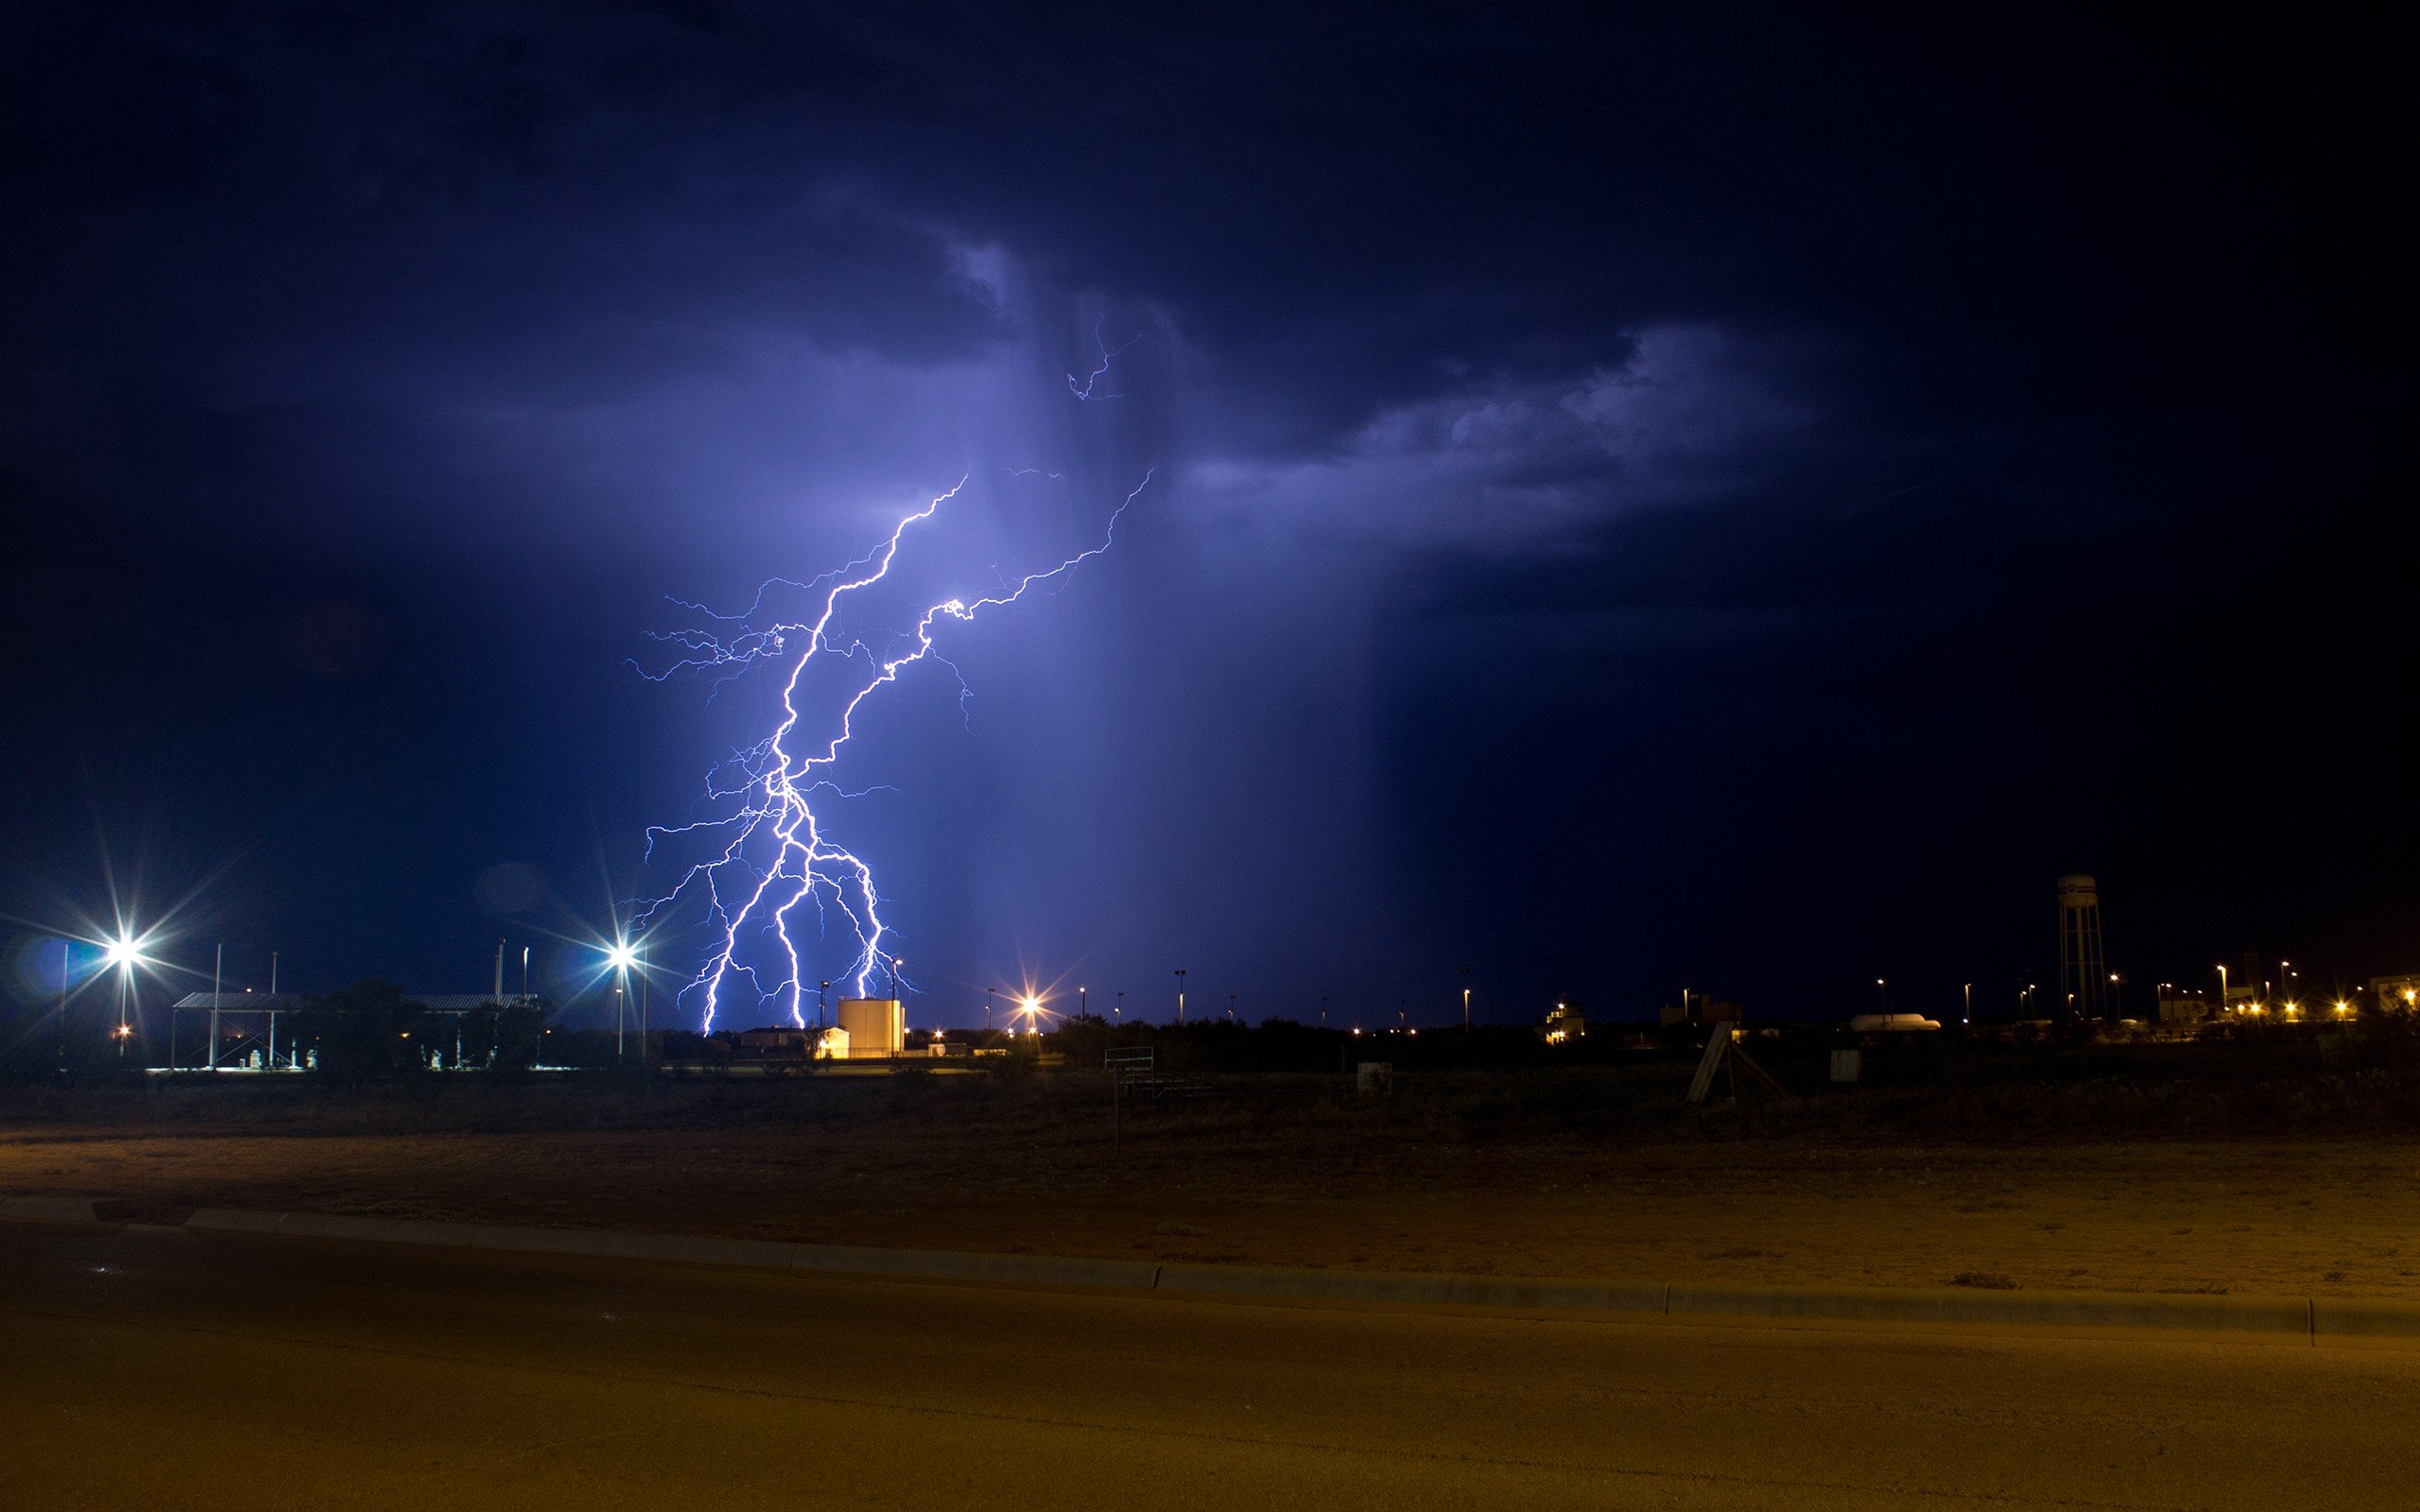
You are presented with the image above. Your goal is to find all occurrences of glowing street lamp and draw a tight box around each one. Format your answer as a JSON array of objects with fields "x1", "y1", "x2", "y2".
[
  {"x1": 98, "y1": 929, "x2": 151, "y2": 1061},
  {"x1": 1020, "y1": 994, "x2": 1043, "y2": 1036},
  {"x1": 602, "y1": 938, "x2": 639, "y2": 1061}
]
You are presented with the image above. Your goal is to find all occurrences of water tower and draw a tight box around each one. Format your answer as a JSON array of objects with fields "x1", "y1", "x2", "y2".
[{"x1": 2056, "y1": 873, "x2": 2109, "y2": 1022}]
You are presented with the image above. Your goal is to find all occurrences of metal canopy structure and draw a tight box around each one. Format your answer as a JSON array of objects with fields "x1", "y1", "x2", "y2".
[{"x1": 166, "y1": 992, "x2": 535, "y2": 1072}]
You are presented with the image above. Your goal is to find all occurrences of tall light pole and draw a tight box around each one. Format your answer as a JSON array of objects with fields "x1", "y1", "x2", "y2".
[
  {"x1": 56, "y1": 938, "x2": 71, "y2": 1073},
  {"x1": 103, "y1": 932, "x2": 141, "y2": 1062},
  {"x1": 208, "y1": 940, "x2": 224, "y2": 1072},
  {"x1": 1115, "y1": 989, "x2": 1124, "y2": 1021},
  {"x1": 1460, "y1": 967, "x2": 1471, "y2": 1031},
  {"x1": 1174, "y1": 970, "x2": 1186, "y2": 1024},
  {"x1": 987, "y1": 987, "x2": 996, "y2": 1032},
  {"x1": 605, "y1": 939, "x2": 637, "y2": 1062},
  {"x1": 2217, "y1": 964, "x2": 2227, "y2": 1014},
  {"x1": 1962, "y1": 982, "x2": 1972, "y2": 1023},
  {"x1": 1080, "y1": 986, "x2": 1088, "y2": 1021},
  {"x1": 1228, "y1": 992, "x2": 1236, "y2": 1022}
]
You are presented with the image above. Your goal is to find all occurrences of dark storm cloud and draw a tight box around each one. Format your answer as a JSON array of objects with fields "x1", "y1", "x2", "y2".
[{"x1": 7, "y1": 3, "x2": 2381, "y2": 509}]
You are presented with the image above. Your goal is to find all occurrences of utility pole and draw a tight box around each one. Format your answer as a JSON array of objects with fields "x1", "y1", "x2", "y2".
[
  {"x1": 1175, "y1": 970, "x2": 1186, "y2": 1023},
  {"x1": 209, "y1": 941, "x2": 223, "y2": 1071},
  {"x1": 115, "y1": 949, "x2": 134, "y2": 1062},
  {"x1": 493, "y1": 940, "x2": 505, "y2": 1005},
  {"x1": 987, "y1": 987, "x2": 996, "y2": 1032}
]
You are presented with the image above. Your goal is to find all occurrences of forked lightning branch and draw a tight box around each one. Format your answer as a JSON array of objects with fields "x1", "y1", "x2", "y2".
[{"x1": 636, "y1": 472, "x2": 1150, "y2": 1033}]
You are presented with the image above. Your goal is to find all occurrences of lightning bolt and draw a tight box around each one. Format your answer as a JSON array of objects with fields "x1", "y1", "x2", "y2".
[
  {"x1": 637, "y1": 472, "x2": 1151, "y2": 1033},
  {"x1": 1068, "y1": 319, "x2": 1142, "y2": 400}
]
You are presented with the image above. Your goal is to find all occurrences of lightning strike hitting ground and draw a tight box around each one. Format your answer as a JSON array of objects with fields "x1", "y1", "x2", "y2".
[{"x1": 637, "y1": 473, "x2": 1150, "y2": 1033}]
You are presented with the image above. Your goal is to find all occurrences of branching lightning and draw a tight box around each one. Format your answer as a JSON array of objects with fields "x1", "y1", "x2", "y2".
[
  {"x1": 636, "y1": 471, "x2": 1150, "y2": 1033},
  {"x1": 1068, "y1": 320, "x2": 1141, "y2": 400}
]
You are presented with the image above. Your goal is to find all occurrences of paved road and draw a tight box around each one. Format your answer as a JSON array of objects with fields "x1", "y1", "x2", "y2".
[{"x1": 1, "y1": 1220, "x2": 2411, "y2": 1510}]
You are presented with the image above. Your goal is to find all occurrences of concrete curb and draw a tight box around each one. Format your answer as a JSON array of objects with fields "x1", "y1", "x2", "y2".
[
  {"x1": 793, "y1": 1242, "x2": 1160, "y2": 1290},
  {"x1": 1665, "y1": 1281, "x2": 2310, "y2": 1335},
  {"x1": 1, "y1": 1195, "x2": 132, "y2": 1224},
  {"x1": 1154, "y1": 1261, "x2": 1669, "y2": 1314},
  {"x1": 159, "y1": 1207, "x2": 2420, "y2": 1340},
  {"x1": 184, "y1": 1209, "x2": 1159, "y2": 1291}
]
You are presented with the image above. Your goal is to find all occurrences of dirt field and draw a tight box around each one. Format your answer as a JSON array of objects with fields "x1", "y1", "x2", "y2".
[{"x1": 6, "y1": 1071, "x2": 2419, "y2": 1297}]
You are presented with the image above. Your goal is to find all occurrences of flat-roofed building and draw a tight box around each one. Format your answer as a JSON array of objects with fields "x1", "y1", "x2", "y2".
[
  {"x1": 2371, "y1": 975, "x2": 2420, "y2": 1012},
  {"x1": 1539, "y1": 1000, "x2": 1585, "y2": 1043}
]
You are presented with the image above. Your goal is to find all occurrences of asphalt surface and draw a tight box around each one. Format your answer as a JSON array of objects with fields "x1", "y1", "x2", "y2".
[{"x1": 1, "y1": 1220, "x2": 2413, "y2": 1510}]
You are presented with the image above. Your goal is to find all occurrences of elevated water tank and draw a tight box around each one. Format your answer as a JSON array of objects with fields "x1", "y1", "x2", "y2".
[{"x1": 2056, "y1": 873, "x2": 2110, "y2": 1021}]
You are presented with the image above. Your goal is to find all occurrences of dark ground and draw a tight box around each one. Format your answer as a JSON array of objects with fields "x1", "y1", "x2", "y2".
[{"x1": 7, "y1": 1052, "x2": 2420, "y2": 1297}]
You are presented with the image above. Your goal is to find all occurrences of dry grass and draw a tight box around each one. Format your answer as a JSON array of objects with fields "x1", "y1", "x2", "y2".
[{"x1": 7, "y1": 1068, "x2": 2420, "y2": 1297}]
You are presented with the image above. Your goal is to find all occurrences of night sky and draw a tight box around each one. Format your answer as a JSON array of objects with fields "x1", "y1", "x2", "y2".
[{"x1": 2, "y1": 5, "x2": 2409, "y2": 1029}]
